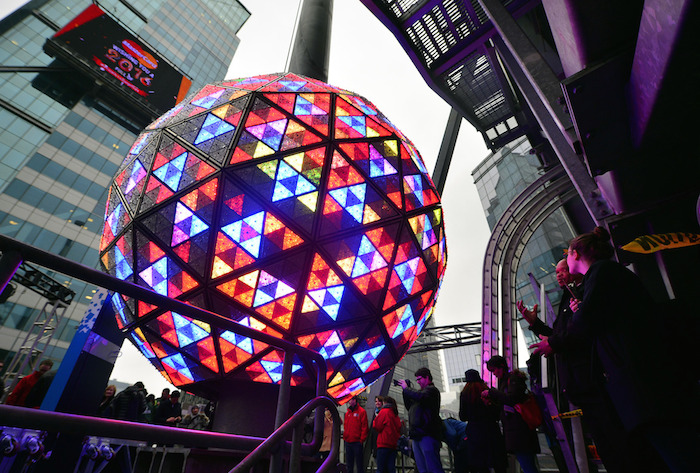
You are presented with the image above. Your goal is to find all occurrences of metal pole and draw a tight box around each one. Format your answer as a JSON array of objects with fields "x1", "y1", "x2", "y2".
[
  {"x1": 539, "y1": 282, "x2": 547, "y2": 389},
  {"x1": 432, "y1": 108, "x2": 461, "y2": 196},
  {"x1": 570, "y1": 402, "x2": 589, "y2": 473},
  {"x1": 288, "y1": 0, "x2": 334, "y2": 82},
  {"x1": 269, "y1": 352, "x2": 295, "y2": 473},
  {"x1": 289, "y1": 421, "x2": 303, "y2": 473}
]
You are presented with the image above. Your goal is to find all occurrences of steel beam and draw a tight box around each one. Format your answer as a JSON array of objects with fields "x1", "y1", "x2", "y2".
[
  {"x1": 478, "y1": 0, "x2": 612, "y2": 224},
  {"x1": 432, "y1": 107, "x2": 462, "y2": 195},
  {"x1": 288, "y1": 0, "x2": 334, "y2": 82}
]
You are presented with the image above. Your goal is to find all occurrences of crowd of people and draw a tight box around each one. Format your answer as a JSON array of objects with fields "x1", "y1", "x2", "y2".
[
  {"x1": 3, "y1": 226, "x2": 697, "y2": 472},
  {"x1": 518, "y1": 226, "x2": 698, "y2": 473},
  {"x1": 333, "y1": 227, "x2": 697, "y2": 473},
  {"x1": 1, "y1": 362, "x2": 214, "y2": 434},
  {"x1": 95, "y1": 383, "x2": 212, "y2": 430}
]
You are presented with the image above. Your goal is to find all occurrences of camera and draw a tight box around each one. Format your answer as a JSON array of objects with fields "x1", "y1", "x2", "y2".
[
  {"x1": 393, "y1": 379, "x2": 401, "y2": 387},
  {"x1": 393, "y1": 379, "x2": 411, "y2": 387}
]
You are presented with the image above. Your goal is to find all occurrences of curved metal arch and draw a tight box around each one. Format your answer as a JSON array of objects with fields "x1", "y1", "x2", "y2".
[
  {"x1": 481, "y1": 165, "x2": 577, "y2": 381},
  {"x1": 500, "y1": 186, "x2": 578, "y2": 368}
]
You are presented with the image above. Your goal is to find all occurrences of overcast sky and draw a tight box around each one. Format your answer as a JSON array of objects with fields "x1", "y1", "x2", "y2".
[{"x1": 2, "y1": 1, "x2": 493, "y2": 395}]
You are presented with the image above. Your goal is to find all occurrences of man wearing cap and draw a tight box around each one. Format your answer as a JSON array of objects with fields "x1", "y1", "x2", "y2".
[
  {"x1": 397, "y1": 367, "x2": 444, "y2": 473},
  {"x1": 343, "y1": 396, "x2": 368, "y2": 473}
]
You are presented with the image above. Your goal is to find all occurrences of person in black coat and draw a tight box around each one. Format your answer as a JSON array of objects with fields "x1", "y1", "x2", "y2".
[
  {"x1": 517, "y1": 258, "x2": 595, "y2": 405},
  {"x1": 542, "y1": 226, "x2": 698, "y2": 473},
  {"x1": 483, "y1": 358, "x2": 540, "y2": 473},
  {"x1": 24, "y1": 371, "x2": 55, "y2": 408},
  {"x1": 520, "y1": 258, "x2": 616, "y2": 473},
  {"x1": 111, "y1": 381, "x2": 147, "y2": 421},
  {"x1": 97, "y1": 384, "x2": 117, "y2": 417},
  {"x1": 154, "y1": 390, "x2": 182, "y2": 426},
  {"x1": 397, "y1": 367, "x2": 444, "y2": 473},
  {"x1": 459, "y1": 369, "x2": 506, "y2": 473}
]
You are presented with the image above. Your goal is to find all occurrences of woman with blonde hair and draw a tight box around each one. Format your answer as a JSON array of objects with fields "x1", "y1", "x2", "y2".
[{"x1": 97, "y1": 384, "x2": 117, "y2": 417}]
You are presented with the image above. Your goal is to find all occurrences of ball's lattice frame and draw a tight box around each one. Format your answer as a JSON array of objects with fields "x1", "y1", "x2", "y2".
[{"x1": 100, "y1": 72, "x2": 447, "y2": 403}]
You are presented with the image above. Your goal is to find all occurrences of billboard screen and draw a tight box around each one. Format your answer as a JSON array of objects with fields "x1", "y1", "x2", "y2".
[{"x1": 46, "y1": 4, "x2": 191, "y2": 113}]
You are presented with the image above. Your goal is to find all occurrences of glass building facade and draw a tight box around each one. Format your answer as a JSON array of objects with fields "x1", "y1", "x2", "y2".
[
  {"x1": 0, "y1": 0, "x2": 249, "y2": 368},
  {"x1": 443, "y1": 343, "x2": 480, "y2": 390},
  {"x1": 472, "y1": 137, "x2": 577, "y2": 346}
]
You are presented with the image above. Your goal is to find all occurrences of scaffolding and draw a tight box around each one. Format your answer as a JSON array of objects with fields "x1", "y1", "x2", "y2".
[{"x1": 0, "y1": 260, "x2": 75, "y2": 398}]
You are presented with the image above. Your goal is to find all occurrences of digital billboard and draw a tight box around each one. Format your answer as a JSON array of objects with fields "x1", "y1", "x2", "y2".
[{"x1": 45, "y1": 4, "x2": 192, "y2": 113}]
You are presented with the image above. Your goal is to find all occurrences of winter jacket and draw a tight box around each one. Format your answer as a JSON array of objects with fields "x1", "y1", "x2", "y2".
[
  {"x1": 459, "y1": 387, "x2": 507, "y2": 470},
  {"x1": 488, "y1": 372, "x2": 540, "y2": 454},
  {"x1": 372, "y1": 406, "x2": 401, "y2": 449},
  {"x1": 111, "y1": 385, "x2": 147, "y2": 421},
  {"x1": 6, "y1": 371, "x2": 43, "y2": 406},
  {"x1": 24, "y1": 372, "x2": 55, "y2": 408},
  {"x1": 343, "y1": 404, "x2": 368, "y2": 443},
  {"x1": 402, "y1": 383, "x2": 442, "y2": 440},
  {"x1": 179, "y1": 413, "x2": 210, "y2": 430},
  {"x1": 529, "y1": 288, "x2": 598, "y2": 404},
  {"x1": 568, "y1": 259, "x2": 696, "y2": 430},
  {"x1": 155, "y1": 399, "x2": 183, "y2": 426}
]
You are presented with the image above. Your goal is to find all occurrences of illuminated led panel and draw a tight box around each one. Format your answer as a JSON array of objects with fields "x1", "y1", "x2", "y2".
[{"x1": 100, "y1": 73, "x2": 447, "y2": 404}]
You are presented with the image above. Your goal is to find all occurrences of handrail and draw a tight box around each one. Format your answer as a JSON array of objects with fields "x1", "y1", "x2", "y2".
[
  {"x1": 0, "y1": 400, "x2": 340, "y2": 470},
  {"x1": 0, "y1": 404, "x2": 262, "y2": 450},
  {"x1": 229, "y1": 396, "x2": 341, "y2": 473},
  {"x1": 0, "y1": 233, "x2": 328, "y2": 452}
]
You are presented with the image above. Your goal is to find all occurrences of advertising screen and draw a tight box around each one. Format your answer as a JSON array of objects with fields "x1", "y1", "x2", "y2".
[{"x1": 46, "y1": 4, "x2": 192, "y2": 113}]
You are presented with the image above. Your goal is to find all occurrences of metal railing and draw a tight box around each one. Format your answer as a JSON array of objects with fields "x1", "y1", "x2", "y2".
[
  {"x1": 0, "y1": 234, "x2": 343, "y2": 471},
  {"x1": 230, "y1": 396, "x2": 341, "y2": 473},
  {"x1": 0, "y1": 396, "x2": 342, "y2": 472}
]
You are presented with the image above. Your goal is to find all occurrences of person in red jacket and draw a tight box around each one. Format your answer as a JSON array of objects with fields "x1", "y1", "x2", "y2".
[
  {"x1": 6, "y1": 359, "x2": 53, "y2": 407},
  {"x1": 373, "y1": 396, "x2": 402, "y2": 473},
  {"x1": 343, "y1": 396, "x2": 368, "y2": 473}
]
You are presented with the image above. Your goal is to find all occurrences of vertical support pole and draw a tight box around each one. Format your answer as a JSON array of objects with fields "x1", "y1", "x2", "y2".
[
  {"x1": 289, "y1": 421, "x2": 303, "y2": 473},
  {"x1": 274, "y1": 352, "x2": 294, "y2": 428},
  {"x1": 288, "y1": 0, "x2": 334, "y2": 82},
  {"x1": 539, "y1": 282, "x2": 548, "y2": 389},
  {"x1": 431, "y1": 108, "x2": 462, "y2": 196},
  {"x1": 570, "y1": 402, "x2": 589, "y2": 473},
  {"x1": 269, "y1": 352, "x2": 294, "y2": 473}
]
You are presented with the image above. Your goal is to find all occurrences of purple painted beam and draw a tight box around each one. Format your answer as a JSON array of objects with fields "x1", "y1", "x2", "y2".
[
  {"x1": 540, "y1": 0, "x2": 643, "y2": 78},
  {"x1": 628, "y1": 0, "x2": 692, "y2": 147}
]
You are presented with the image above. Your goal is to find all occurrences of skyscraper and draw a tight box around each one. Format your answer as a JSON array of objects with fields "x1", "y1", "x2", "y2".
[
  {"x1": 472, "y1": 137, "x2": 577, "y2": 347},
  {"x1": 0, "y1": 0, "x2": 249, "y2": 368}
]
